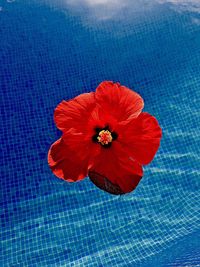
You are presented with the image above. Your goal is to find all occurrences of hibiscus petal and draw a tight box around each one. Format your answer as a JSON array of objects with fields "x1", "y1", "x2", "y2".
[
  {"x1": 118, "y1": 112, "x2": 162, "y2": 165},
  {"x1": 88, "y1": 172, "x2": 125, "y2": 195},
  {"x1": 88, "y1": 142, "x2": 143, "y2": 194},
  {"x1": 54, "y1": 92, "x2": 96, "y2": 132},
  {"x1": 48, "y1": 138, "x2": 89, "y2": 182},
  {"x1": 116, "y1": 160, "x2": 143, "y2": 194},
  {"x1": 62, "y1": 128, "x2": 101, "y2": 164},
  {"x1": 95, "y1": 81, "x2": 144, "y2": 122}
]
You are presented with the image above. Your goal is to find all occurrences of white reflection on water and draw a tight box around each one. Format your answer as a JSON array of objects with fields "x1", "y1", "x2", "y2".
[
  {"x1": 42, "y1": 0, "x2": 200, "y2": 22},
  {"x1": 192, "y1": 17, "x2": 200, "y2": 25},
  {"x1": 45, "y1": 0, "x2": 155, "y2": 21},
  {"x1": 65, "y1": 0, "x2": 140, "y2": 20},
  {"x1": 157, "y1": 0, "x2": 200, "y2": 13}
]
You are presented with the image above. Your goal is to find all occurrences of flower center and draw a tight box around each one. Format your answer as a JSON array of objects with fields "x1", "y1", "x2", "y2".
[
  {"x1": 97, "y1": 130, "x2": 113, "y2": 145},
  {"x1": 92, "y1": 125, "x2": 118, "y2": 148}
]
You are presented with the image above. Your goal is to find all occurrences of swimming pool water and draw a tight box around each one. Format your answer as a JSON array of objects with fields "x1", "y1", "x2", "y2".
[{"x1": 0, "y1": 0, "x2": 200, "y2": 266}]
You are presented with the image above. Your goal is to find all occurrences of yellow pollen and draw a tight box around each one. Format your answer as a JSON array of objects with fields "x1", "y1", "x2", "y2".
[{"x1": 97, "y1": 130, "x2": 113, "y2": 145}]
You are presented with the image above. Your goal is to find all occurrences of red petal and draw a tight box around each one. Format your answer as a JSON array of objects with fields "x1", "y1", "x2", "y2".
[
  {"x1": 48, "y1": 138, "x2": 89, "y2": 182},
  {"x1": 118, "y1": 112, "x2": 162, "y2": 165},
  {"x1": 54, "y1": 92, "x2": 96, "y2": 132},
  {"x1": 62, "y1": 128, "x2": 101, "y2": 164},
  {"x1": 88, "y1": 142, "x2": 143, "y2": 195},
  {"x1": 87, "y1": 105, "x2": 119, "y2": 135},
  {"x1": 117, "y1": 160, "x2": 143, "y2": 194},
  {"x1": 95, "y1": 81, "x2": 144, "y2": 122}
]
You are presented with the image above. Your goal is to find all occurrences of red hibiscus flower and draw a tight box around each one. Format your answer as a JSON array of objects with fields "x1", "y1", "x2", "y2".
[{"x1": 48, "y1": 81, "x2": 162, "y2": 195}]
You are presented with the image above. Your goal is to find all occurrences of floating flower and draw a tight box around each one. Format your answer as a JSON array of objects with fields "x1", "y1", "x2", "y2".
[{"x1": 48, "y1": 81, "x2": 162, "y2": 195}]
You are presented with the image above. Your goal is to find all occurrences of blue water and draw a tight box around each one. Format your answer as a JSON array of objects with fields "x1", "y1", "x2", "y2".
[{"x1": 0, "y1": 0, "x2": 200, "y2": 266}]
